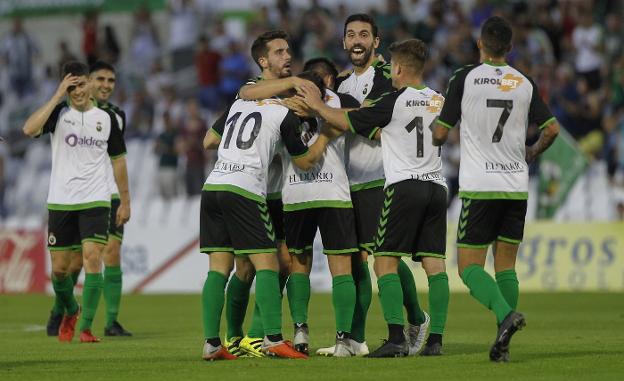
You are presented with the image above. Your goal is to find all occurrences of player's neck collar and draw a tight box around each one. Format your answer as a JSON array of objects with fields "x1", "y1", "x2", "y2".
[
  {"x1": 407, "y1": 84, "x2": 427, "y2": 90},
  {"x1": 483, "y1": 59, "x2": 508, "y2": 67},
  {"x1": 68, "y1": 97, "x2": 97, "y2": 112}
]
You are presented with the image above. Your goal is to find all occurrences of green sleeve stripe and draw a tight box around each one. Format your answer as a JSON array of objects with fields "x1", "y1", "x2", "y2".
[
  {"x1": 538, "y1": 117, "x2": 557, "y2": 130},
  {"x1": 210, "y1": 128, "x2": 222, "y2": 138},
  {"x1": 345, "y1": 111, "x2": 356, "y2": 133},
  {"x1": 110, "y1": 152, "x2": 127, "y2": 160},
  {"x1": 437, "y1": 120, "x2": 454, "y2": 129},
  {"x1": 367, "y1": 127, "x2": 380, "y2": 140},
  {"x1": 290, "y1": 149, "x2": 310, "y2": 159}
]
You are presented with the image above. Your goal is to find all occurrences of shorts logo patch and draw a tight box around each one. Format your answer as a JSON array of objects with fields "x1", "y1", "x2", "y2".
[{"x1": 48, "y1": 233, "x2": 57, "y2": 246}]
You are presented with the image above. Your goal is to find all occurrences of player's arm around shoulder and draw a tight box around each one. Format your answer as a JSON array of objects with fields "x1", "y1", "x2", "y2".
[
  {"x1": 239, "y1": 77, "x2": 305, "y2": 100},
  {"x1": 22, "y1": 74, "x2": 78, "y2": 137}
]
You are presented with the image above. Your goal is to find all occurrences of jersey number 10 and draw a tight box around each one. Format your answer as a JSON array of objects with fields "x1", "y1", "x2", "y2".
[{"x1": 223, "y1": 111, "x2": 262, "y2": 150}]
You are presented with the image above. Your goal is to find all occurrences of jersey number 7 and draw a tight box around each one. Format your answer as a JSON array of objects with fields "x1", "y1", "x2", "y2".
[
  {"x1": 487, "y1": 99, "x2": 513, "y2": 143},
  {"x1": 223, "y1": 111, "x2": 262, "y2": 150}
]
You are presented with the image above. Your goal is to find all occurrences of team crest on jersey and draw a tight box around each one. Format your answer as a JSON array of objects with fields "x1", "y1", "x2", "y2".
[
  {"x1": 255, "y1": 99, "x2": 282, "y2": 106},
  {"x1": 48, "y1": 233, "x2": 57, "y2": 246},
  {"x1": 426, "y1": 94, "x2": 444, "y2": 113},
  {"x1": 363, "y1": 83, "x2": 369, "y2": 95},
  {"x1": 495, "y1": 68, "x2": 503, "y2": 76},
  {"x1": 96, "y1": 121, "x2": 102, "y2": 132},
  {"x1": 498, "y1": 74, "x2": 523, "y2": 92}
]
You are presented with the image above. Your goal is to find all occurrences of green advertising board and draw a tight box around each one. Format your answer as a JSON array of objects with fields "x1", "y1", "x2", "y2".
[{"x1": 0, "y1": 0, "x2": 166, "y2": 18}]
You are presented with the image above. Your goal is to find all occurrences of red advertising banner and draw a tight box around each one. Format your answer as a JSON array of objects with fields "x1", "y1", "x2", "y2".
[{"x1": 0, "y1": 230, "x2": 47, "y2": 293}]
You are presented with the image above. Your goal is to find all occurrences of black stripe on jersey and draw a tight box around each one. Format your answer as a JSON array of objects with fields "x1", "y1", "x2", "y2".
[
  {"x1": 438, "y1": 64, "x2": 478, "y2": 129},
  {"x1": 337, "y1": 92, "x2": 360, "y2": 108},
  {"x1": 39, "y1": 101, "x2": 68, "y2": 136},
  {"x1": 522, "y1": 74, "x2": 555, "y2": 129},
  {"x1": 280, "y1": 111, "x2": 309, "y2": 158},
  {"x1": 105, "y1": 109, "x2": 126, "y2": 157},
  {"x1": 347, "y1": 88, "x2": 406, "y2": 139},
  {"x1": 366, "y1": 61, "x2": 395, "y2": 101},
  {"x1": 98, "y1": 101, "x2": 127, "y2": 135}
]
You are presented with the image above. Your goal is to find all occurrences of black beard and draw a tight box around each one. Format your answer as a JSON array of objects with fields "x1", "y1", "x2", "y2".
[{"x1": 349, "y1": 46, "x2": 373, "y2": 67}]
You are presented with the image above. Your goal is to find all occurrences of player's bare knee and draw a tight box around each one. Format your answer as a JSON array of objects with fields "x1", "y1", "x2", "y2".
[
  {"x1": 373, "y1": 256, "x2": 399, "y2": 277},
  {"x1": 327, "y1": 254, "x2": 352, "y2": 277},
  {"x1": 422, "y1": 257, "x2": 446, "y2": 277},
  {"x1": 234, "y1": 258, "x2": 255, "y2": 282},
  {"x1": 249, "y1": 252, "x2": 278, "y2": 271},
  {"x1": 103, "y1": 240, "x2": 122, "y2": 267}
]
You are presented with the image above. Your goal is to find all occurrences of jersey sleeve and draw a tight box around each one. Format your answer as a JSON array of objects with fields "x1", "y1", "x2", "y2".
[
  {"x1": 107, "y1": 111, "x2": 127, "y2": 158},
  {"x1": 280, "y1": 111, "x2": 309, "y2": 158},
  {"x1": 527, "y1": 77, "x2": 556, "y2": 129},
  {"x1": 110, "y1": 104, "x2": 126, "y2": 135},
  {"x1": 438, "y1": 65, "x2": 474, "y2": 129},
  {"x1": 38, "y1": 102, "x2": 66, "y2": 137},
  {"x1": 346, "y1": 90, "x2": 401, "y2": 140},
  {"x1": 337, "y1": 92, "x2": 360, "y2": 108},
  {"x1": 211, "y1": 101, "x2": 236, "y2": 138},
  {"x1": 366, "y1": 62, "x2": 395, "y2": 101}
]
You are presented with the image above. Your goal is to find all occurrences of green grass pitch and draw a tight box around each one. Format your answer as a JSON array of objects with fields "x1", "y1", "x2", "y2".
[{"x1": 1, "y1": 293, "x2": 623, "y2": 380}]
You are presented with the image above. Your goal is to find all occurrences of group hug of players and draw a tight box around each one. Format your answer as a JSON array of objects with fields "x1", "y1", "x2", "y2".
[
  {"x1": 25, "y1": 12, "x2": 559, "y2": 362},
  {"x1": 198, "y1": 13, "x2": 559, "y2": 361}
]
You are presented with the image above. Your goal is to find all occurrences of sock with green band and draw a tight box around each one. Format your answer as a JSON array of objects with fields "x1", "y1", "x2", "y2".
[
  {"x1": 377, "y1": 273, "x2": 405, "y2": 325},
  {"x1": 202, "y1": 271, "x2": 227, "y2": 339},
  {"x1": 397, "y1": 260, "x2": 425, "y2": 325},
  {"x1": 225, "y1": 274, "x2": 250, "y2": 339},
  {"x1": 79, "y1": 273, "x2": 103, "y2": 331},
  {"x1": 351, "y1": 260, "x2": 372, "y2": 343},
  {"x1": 461, "y1": 264, "x2": 512, "y2": 324},
  {"x1": 255, "y1": 270, "x2": 282, "y2": 336},
  {"x1": 332, "y1": 274, "x2": 356, "y2": 333},
  {"x1": 428, "y1": 272, "x2": 449, "y2": 334},
  {"x1": 51, "y1": 274, "x2": 78, "y2": 315},
  {"x1": 103, "y1": 266, "x2": 122, "y2": 328},
  {"x1": 246, "y1": 302, "x2": 264, "y2": 338},
  {"x1": 71, "y1": 270, "x2": 81, "y2": 286},
  {"x1": 496, "y1": 269, "x2": 519, "y2": 309},
  {"x1": 286, "y1": 272, "x2": 310, "y2": 324}
]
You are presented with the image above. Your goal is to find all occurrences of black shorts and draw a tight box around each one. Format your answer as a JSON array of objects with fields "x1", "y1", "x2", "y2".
[
  {"x1": 267, "y1": 198, "x2": 285, "y2": 242},
  {"x1": 373, "y1": 180, "x2": 447, "y2": 260},
  {"x1": 456, "y1": 198, "x2": 528, "y2": 248},
  {"x1": 351, "y1": 186, "x2": 384, "y2": 253},
  {"x1": 47, "y1": 207, "x2": 110, "y2": 251},
  {"x1": 108, "y1": 198, "x2": 124, "y2": 241},
  {"x1": 200, "y1": 190, "x2": 277, "y2": 255},
  {"x1": 284, "y1": 207, "x2": 358, "y2": 255}
]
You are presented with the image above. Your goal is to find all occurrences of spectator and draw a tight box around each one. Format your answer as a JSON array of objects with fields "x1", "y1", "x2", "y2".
[
  {"x1": 82, "y1": 11, "x2": 99, "y2": 66},
  {"x1": 130, "y1": 6, "x2": 160, "y2": 76},
  {"x1": 0, "y1": 17, "x2": 38, "y2": 99},
  {"x1": 101, "y1": 25, "x2": 121, "y2": 64},
  {"x1": 57, "y1": 40, "x2": 78, "y2": 75},
  {"x1": 178, "y1": 99, "x2": 207, "y2": 196},
  {"x1": 219, "y1": 41, "x2": 250, "y2": 103},
  {"x1": 154, "y1": 111, "x2": 179, "y2": 199},
  {"x1": 195, "y1": 35, "x2": 222, "y2": 111},
  {"x1": 169, "y1": 0, "x2": 199, "y2": 71},
  {"x1": 153, "y1": 84, "x2": 184, "y2": 136},
  {"x1": 572, "y1": 10, "x2": 604, "y2": 90}
]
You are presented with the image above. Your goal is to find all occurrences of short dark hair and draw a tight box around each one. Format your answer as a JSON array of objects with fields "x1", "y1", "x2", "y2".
[
  {"x1": 61, "y1": 61, "x2": 89, "y2": 79},
  {"x1": 344, "y1": 13, "x2": 378, "y2": 38},
  {"x1": 388, "y1": 39, "x2": 428, "y2": 73},
  {"x1": 303, "y1": 57, "x2": 338, "y2": 80},
  {"x1": 296, "y1": 70, "x2": 325, "y2": 97},
  {"x1": 480, "y1": 16, "x2": 513, "y2": 57},
  {"x1": 251, "y1": 30, "x2": 289, "y2": 70},
  {"x1": 89, "y1": 60, "x2": 115, "y2": 74}
]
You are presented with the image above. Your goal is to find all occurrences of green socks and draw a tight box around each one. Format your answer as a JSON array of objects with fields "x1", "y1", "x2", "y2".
[
  {"x1": 351, "y1": 260, "x2": 372, "y2": 342},
  {"x1": 255, "y1": 270, "x2": 282, "y2": 336},
  {"x1": 332, "y1": 274, "x2": 356, "y2": 333},
  {"x1": 428, "y1": 272, "x2": 449, "y2": 334},
  {"x1": 225, "y1": 274, "x2": 250, "y2": 339},
  {"x1": 202, "y1": 271, "x2": 227, "y2": 339},
  {"x1": 51, "y1": 270, "x2": 81, "y2": 315},
  {"x1": 51, "y1": 274, "x2": 78, "y2": 315},
  {"x1": 496, "y1": 269, "x2": 519, "y2": 309},
  {"x1": 79, "y1": 273, "x2": 103, "y2": 331},
  {"x1": 286, "y1": 272, "x2": 310, "y2": 324},
  {"x1": 71, "y1": 270, "x2": 81, "y2": 287},
  {"x1": 103, "y1": 266, "x2": 122, "y2": 328},
  {"x1": 461, "y1": 264, "x2": 512, "y2": 324},
  {"x1": 246, "y1": 272, "x2": 289, "y2": 338},
  {"x1": 397, "y1": 260, "x2": 425, "y2": 325},
  {"x1": 377, "y1": 273, "x2": 404, "y2": 325}
]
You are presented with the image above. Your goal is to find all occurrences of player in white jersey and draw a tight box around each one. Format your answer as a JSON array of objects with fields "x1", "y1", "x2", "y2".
[
  {"x1": 198, "y1": 72, "x2": 332, "y2": 360},
  {"x1": 45, "y1": 61, "x2": 132, "y2": 338},
  {"x1": 23, "y1": 61, "x2": 130, "y2": 344},
  {"x1": 433, "y1": 16, "x2": 560, "y2": 362},
  {"x1": 297, "y1": 39, "x2": 449, "y2": 358}
]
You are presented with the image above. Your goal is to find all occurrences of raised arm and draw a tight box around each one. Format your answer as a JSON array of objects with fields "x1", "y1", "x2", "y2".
[
  {"x1": 22, "y1": 74, "x2": 78, "y2": 137},
  {"x1": 239, "y1": 77, "x2": 308, "y2": 100}
]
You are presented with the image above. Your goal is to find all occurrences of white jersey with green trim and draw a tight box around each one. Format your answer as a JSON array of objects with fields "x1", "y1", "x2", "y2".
[
  {"x1": 346, "y1": 86, "x2": 446, "y2": 189},
  {"x1": 438, "y1": 62, "x2": 555, "y2": 198},
  {"x1": 40, "y1": 102, "x2": 126, "y2": 209},
  {"x1": 337, "y1": 61, "x2": 394, "y2": 189},
  {"x1": 205, "y1": 98, "x2": 308, "y2": 200},
  {"x1": 281, "y1": 89, "x2": 351, "y2": 210}
]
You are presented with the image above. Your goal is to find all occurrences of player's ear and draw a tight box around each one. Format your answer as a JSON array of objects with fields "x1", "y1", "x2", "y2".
[
  {"x1": 258, "y1": 56, "x2": 268, "y2": 70},
  {"x1": 476, "y1": 38, "x2": 483, "y2": 51},
  {"x1": 373, "y1": 36, "x2": 380, "y2": 49},
  {"x1": 342, "y1": 38, "x2": 346, "y2": 50}
]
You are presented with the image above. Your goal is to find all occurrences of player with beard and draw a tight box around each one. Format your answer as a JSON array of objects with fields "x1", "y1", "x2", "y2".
[{"x1": 314, "y1": 13, "x2": 435, "y2": 357}]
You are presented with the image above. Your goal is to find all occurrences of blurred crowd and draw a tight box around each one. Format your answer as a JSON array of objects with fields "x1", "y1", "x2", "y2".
[{"x1": 0, "y1": 0, "x2": 623, "y2": 219}]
